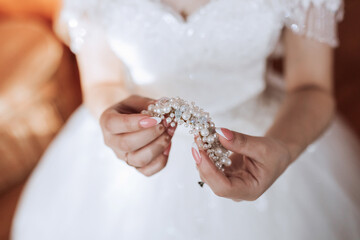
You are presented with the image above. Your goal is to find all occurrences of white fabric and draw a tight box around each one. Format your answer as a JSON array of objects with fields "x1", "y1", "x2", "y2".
[
  {"x1": 12, "y1": 0, "x2": 360, "y2": 239},
  {"x1": 283, "y1": 0, "x2": 343, "y2": 46}
]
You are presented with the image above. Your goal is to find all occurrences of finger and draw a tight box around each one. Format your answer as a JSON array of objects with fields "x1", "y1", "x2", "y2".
[
  {"x1": 113, "y1": 95, "x2": 156, "y2": 113},
  {"x1": 166, "y1": 125, "x2": 177, "y2": 136},
  {"x1": 162, "y1": 118, "x2": 177, "y2": 135},
  {"x1": 215, "y1": 128, "x2": 265, "y2": 160},
  {"x1": 163, "y1": 142, "x2": 172, "y2": 156},
  {"x1": 112, "y1": 124, "x2": 166, "y2": 152},
  {"x1": 227, "y1": 177, "x2": 261, "y2": 201},
  {"x1": 192, "y1": 144, "x2": 232, "y2": 198},
  {"x1": 127, "y1": 133, "x2": 171, "y2": 167},
  {"x1": 112, "y1": 148, "x2": 126, "y2": 161},
  {"x1": 101, "y1": 110, "x2": 162, "y2": 134},
  {"x1": 136, "y1": 154, "x2": 168, "y2": 177}
]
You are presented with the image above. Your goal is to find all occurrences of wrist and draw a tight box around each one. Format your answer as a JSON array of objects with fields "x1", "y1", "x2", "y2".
[
  {"x1": 83, "y1": 85, "x2": 131, "y2": 119},
  {"x1": 265, "y1": 134, "x2": 304, "y2": 164}
]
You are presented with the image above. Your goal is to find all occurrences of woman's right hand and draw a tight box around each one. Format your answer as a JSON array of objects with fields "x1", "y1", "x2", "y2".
[{"x1": 100, "y1": 95, "x2": 176, "y2": 176}]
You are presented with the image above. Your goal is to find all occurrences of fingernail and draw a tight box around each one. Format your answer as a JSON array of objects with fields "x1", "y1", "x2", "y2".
[
  {"x1": 163, "y1": 142, "x2": 172, "y2": 156},
  {"x1": 215, "y1": 127, "x2": 233, "y2": 141},
  {"x1": 191, "y1": 142, "x2": 202, "y2": 165},
  {"x1": 139, "y1": 117, "x2": 162, "y2": 128}
]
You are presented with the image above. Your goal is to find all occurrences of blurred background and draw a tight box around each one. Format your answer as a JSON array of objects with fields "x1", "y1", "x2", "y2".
[{"x1": 0, "y1": 0, "x2": 359, "y2": 239}]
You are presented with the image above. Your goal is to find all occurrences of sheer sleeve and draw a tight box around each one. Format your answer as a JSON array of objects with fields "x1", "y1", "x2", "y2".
[
  {"x1": 284, "y1": 0, "x2": 344, "y2": 47},
  {"x1": 55, "y1": 0, "x2": 106, "y2": 53}
]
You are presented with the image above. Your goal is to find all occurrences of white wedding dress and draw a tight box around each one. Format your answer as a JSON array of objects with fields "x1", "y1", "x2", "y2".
[{"x1": 12, "y1": 0, "x2": 360, "y2": 239}]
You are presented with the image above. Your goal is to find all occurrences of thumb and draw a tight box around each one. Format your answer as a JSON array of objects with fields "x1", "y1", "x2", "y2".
[
  {"x1": 215, "y1": 128, "x2": 264, "y2": 160},
  {"x1": 116, "y1": 95, "x2": 156, "y2": 113}
]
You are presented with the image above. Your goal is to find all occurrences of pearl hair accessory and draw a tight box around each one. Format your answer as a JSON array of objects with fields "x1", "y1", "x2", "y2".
[{"x1": 141, "y1": 97, "x2": 232, "y2": 171}]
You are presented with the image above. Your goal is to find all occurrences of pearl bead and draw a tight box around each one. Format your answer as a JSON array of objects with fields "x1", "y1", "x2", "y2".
[
  {"x1": 215, "y1": 147, "x2": 223, "y2": 156},
  {"x1": 220, "y1": 157, "x2": 228, "y2": 164},
  {"x1": 180, "y1": 104, "x2": 189, "y2": 112},
  {"x1": 224, "y1": 158, "x2": 232, "y2": 167},
  {"x1": 159, "y1": 97, "x2": 169, "y2": 104},
  {"x1": 164, "y1": 106, "x2": 171, "y2": 113},
  {"x1": 166, "y1": 117, "x2": 172, "y2": 124},
  {"x1": 207, "y1": 135, "x2": 214, "y2": 143},
  {"x1": 199, "y1": 116, "x2": 207, "y2": 124},
  {"x1": 172, "y1": 103, "x2": 179, "y2": 109},
  {"x1": 170, "y1": 122, "x2": 176, "y2": 127},
  {"x1": 182, "y1": 112, "x2": 191, "y2": 120},
  {"x1": 200, "y1": 128, "x2": 209, "y2": 137},
  {"x1": 148, "y1": 104, "x2": 155, "y2": 111}
]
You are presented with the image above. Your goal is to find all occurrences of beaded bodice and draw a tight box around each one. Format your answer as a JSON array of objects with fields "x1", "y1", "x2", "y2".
[{"x1": 60, "y1": 0, "x2": 343, "y2": 114}]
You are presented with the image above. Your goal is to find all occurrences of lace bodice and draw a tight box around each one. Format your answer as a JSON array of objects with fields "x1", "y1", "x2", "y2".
[{"x1": 58, "y1": 0, "x2": 343, "y2": 114}]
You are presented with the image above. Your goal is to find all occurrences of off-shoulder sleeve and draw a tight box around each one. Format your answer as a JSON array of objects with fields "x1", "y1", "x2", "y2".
[
  {"x1": 283, "y1": 0, "x2": 344, "y2": 47},
  {"x1": 55, "y1": 0, "x2": 106, "y2": 53}
]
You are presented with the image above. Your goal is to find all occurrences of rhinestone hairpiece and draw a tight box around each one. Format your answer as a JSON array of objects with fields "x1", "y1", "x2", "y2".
[{"x1": 141, "y1": 97, "x2": 232, "y2": 171}]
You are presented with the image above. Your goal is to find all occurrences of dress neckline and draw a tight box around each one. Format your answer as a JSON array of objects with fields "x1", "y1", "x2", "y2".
[{"x1": 149, "y1": 0, "x2": 217, "y2": 24}]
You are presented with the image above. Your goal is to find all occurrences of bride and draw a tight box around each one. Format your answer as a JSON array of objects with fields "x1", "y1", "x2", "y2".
[{"x1": 11, "y1": 0, "x2": 360, "y2": 239}]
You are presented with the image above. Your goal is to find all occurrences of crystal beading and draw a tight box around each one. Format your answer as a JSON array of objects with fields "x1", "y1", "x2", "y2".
[{"x1": 141, "y1": 97, "x2": 232, "y2": 171}]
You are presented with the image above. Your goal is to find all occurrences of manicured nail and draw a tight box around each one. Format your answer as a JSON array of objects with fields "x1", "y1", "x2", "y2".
[
  {"x1": 215, "y1": 128, "x2": 233, "y2": 141},
  {"x1": 139, "y1": 117, "x2": 162, "y2": 128},
  {"x1": 163, "y1": 142, "x2": 172, "y2": 156},
  {"x1": 191, "y1": 142, "x2": 202, "y2": 165}
]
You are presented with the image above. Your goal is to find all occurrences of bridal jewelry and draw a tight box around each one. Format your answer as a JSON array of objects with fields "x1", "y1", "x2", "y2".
[{"x1": 141, "y1": 97, "x2": 232, "y2": 171}]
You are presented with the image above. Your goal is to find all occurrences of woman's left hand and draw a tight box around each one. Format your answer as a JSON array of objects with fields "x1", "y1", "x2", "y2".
[{"x1": 192, "y1": 128, "x2": 292, "y2": 201}]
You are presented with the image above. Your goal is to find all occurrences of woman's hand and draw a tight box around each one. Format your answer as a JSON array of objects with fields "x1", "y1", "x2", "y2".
[
  {"x1": 100, "y1": 95, "x2": 176, "y2": 176},
  {"x1": 192, "y1": 128, "x2": 292, "y2": 201}
]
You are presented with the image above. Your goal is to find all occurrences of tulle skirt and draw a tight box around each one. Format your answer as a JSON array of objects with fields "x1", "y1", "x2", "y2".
[{"x1": 12, "y1": 102, "x2": 360, "y2": 240}]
